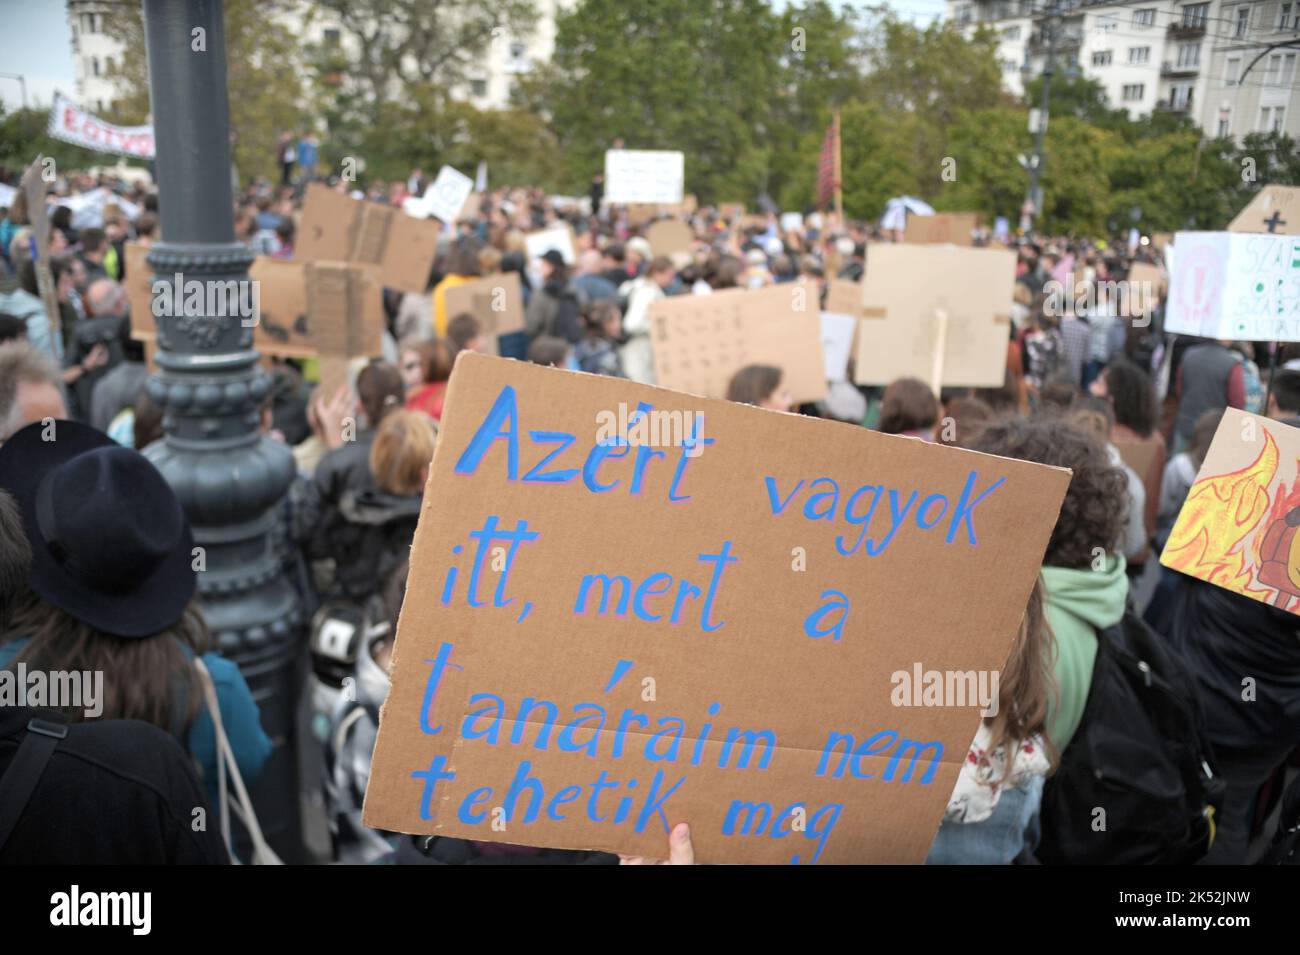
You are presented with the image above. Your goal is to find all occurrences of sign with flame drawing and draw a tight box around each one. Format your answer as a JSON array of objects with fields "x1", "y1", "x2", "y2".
[{"x1": 1161, "y1": 409, "x2": 1300, "y2": 614}]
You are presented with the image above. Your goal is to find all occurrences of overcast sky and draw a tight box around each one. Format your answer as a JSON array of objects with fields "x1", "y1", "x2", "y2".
[{"x1": 0, "y1": 0, "x2": 949, "y2": 112}]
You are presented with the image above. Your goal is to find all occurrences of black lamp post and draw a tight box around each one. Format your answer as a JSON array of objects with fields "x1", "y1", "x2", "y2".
[{"x1": 140, "y1": 0, "x2": 304, "y2": 860}]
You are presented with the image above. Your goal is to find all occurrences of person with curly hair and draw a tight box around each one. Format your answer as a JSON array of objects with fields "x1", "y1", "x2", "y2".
[{"x1": 969, "y1": 416, "x2": 1130, "y2": 754}]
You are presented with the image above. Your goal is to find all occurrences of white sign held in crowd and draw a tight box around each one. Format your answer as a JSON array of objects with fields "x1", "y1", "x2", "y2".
[
  {"x1": 604, "y1": 149, "x2": 685, "y2": 204},
  {"x1": 420, "y1": 165, "x2": 475, "y2": 226},
  {"x1": 524, "y1": 224, "x2": 576, "y2": 265},
  {"x1": 47, "y1": 92, "x2": 155, "y2": 160},
  {"x1": 55, "y1": 187, "x2": 141, "y2": 230},
  {"x1": 1165, "y1": 231, "x2": 1300, "y2": 342}
]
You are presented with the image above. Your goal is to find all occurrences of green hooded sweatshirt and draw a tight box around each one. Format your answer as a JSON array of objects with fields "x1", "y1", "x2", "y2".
[{"x1": 1040, "y1": 554, "x2": 1129, "y2": 754}]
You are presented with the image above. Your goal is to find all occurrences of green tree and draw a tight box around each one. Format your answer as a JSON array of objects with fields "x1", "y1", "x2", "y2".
[
  {"x1": 105, "y1": 0, "x2": 306, "y2": 184},
  {"x1": 0, "y1": 106, "x2": 107, "y2": 173},
  {"x1": 543, "y1": 0, "x2": 784, "y2": 202},
  {"x1": 936, "y1": 105, "x2": 1031, "y2": 222}
]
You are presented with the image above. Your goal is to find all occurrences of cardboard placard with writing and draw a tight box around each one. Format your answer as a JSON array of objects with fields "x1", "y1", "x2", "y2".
[
  {"x1": 648, "y1": 284, "x2": 828, "y2": 404},
  {"x1": 1228, "y1": 185, "x2": 1300, "y2": 236},
  {"x1": 304, "y1": 261, "x2": 385, "y2": 397},
  {"x1": 442, "y1": 272, "x2": 526, "y2": 342},
  {"x1": 361, "y1": 353, "x2": 1071, "y2": 863},
  {"x1": 854, "y1": 244, "x2": 1014, "y2": 388},
  {"x1": 1162, "y1": 409, "x2": 1300, "y2": 616},
  {"x1": 903, "y1": 213, "x2": 978, "y2": 247},
  {"x1": 1165, "y1": 231, "x2": 1300, "y2": 341},
  {"x1": 129, "y1": 251, "x2": 320, "y2": 359},
  {"x1": 296, "y1": 182, "x2": 440, "y2": 293}
]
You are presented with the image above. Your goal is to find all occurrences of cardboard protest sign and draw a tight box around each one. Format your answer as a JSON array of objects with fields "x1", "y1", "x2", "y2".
[
  {"x1": 1162, "y1": 409, "x2": 1300, "y2": 615},
  {"x1": 422, "y1": 165, "x2": 475, "y2": 226},
  {"x1": 296, "y1": 182, "x2": 440, "y2": 293},
  {"x1": 1165, "y1": 231, "x2": 1300, "y2": 341},
  {"x1": 1151, "y1": 232, "x2": 1173, "y2": 252},
  {"x1": 645, "y1": 219, "x2": 693, "y2": 257},
  {"x1": 854, "y1": 244, "x2": 1014, "y2": 389},
  {"x1": 1123, "y1": 262, "x2": 1164, "y2": 318},
  {"x1": 648, "y1": 284, "x2": 827, "y2": 404},
  {"x1": 442, "y1": 272, "x2": 526, "y2": 344},
  {"x1": 247, "y1": 258, "x2": 316, "y2": 357},
  {"x1": 604, "y1": 149, "x2": 685, "y2": 205},
  {"x1": 129, "y1": 248, "x2": 320, "y2": 358},
  {"x1": 361, "y1": 353, "x2": 1071, "y2": 863},
  {"x1": 19, "y1": 157, "x2": 60, "y2": 354},
  {"x1": 305, "y1": 261, "x2": 385, "y2": 397},
  {"x1": 903, "y1": 213, "x2": 977, "y2": 247},
  {"x1": 524, "y1": 225, "x2": 576, "y2": 265},
  {"x1": 820, "y1": 280, "x2": 862, "y2": 383},
  {"x1": 1228, "y1": 185, "x2": 1300, "y2": 236}
]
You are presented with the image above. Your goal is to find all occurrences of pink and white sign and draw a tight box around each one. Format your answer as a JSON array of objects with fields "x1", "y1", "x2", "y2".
[
  {"x1": 1167, "y1": 231, "x2": 1300, "y2": 342},
  {"x1": 47, "y1": 92, "x2": 155, "y2": 160}
]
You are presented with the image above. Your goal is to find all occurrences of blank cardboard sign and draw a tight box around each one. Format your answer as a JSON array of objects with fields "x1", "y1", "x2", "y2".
[
  {"x1": 362, "y1": 353, "x2": 1070, "y2": 864},
  {"x1": 296, "y1": 182, "x2": 440, "y2": 293},
  {"x1": 443, "y1": 271, "x2": 527, "y2": 341},
  {"x1": 903, "y1": 213, "x2": 978, "y2": 246},
  {"x1": 854, "y1": 244, "x2": 1015, "y2": 388},
  {"x1": 648, "y1": 284, "x2": 828, "y2": 403},
  {"x1": 1162, "y1": 409, "x2": 1300, "y2": 616}
]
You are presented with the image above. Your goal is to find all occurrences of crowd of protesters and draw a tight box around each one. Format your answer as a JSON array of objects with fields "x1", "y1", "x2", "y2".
[{"x1": 0, "y1": 157, "x2": 1298, "y2": 867}]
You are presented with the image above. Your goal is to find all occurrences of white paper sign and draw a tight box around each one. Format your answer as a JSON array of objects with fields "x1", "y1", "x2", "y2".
[
  {"x1": 820, "y1": 311, "x2": 857, "y2": 382},
  {"x1": 524, "y1": 225, "x2": 576, "y2": 265},
  {"x1": 1166, "y1": 231, "x2": 1300, "y2": 341},
  {"x1": 604, "y1": 150, "x2": 684, "y2": 205},
  {"x1": 56, "y1": 187, "x2": 140, "y2": 230},
  {"x1": 780, "y1": 212, "x2": 804, "y2": 233},
  {"x1": 421, "y1": 165, "x2": 474, "y2": 226}
]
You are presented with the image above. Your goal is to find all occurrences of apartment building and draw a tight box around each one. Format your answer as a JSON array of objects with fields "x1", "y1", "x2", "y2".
[{"x1": 948, "y1": 0, "x2": 1300, "y2": 140}]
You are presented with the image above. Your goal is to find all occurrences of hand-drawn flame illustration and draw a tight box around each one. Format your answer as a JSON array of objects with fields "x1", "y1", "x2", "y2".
[
  {"x1": 1255, "y1": 473, "x2": 1300, "y2": 610},
  {"x1": 1163, "y1": 431, "x2": 1280, "y2": 604}
]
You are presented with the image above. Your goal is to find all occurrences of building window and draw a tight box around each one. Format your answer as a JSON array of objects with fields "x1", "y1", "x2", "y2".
[
  {"x1": 1177, "y1": 43, "x2": 1200, "y2": 67},
  {"x1": 1095, "y1": 15, "x2": 1118, "y2": 33},
  {"x1": 1259, "y1": 105, "x2": 1287, "y2": 130},
  {"x1": 1182, "y1": 3, "x2": 1209, "y2": 28},
  {"x1": 469, "y1": 78, "x2": 487, "y2": 97},
  {"x1": 90, "y1": 56, "x2": 100, "y2": 77},
  {"x1": 1279, "y1": 2, "x2": 1293, "y2": 29},
  {"x1": 1133, "y1": 8, "x2": 1155, "y2": 27},
  {"x1": 1092, "y1": 50, "x2": 1113, "y2": 66},
  {"x1": 1236, "y1": 6, "x2": 1250, "y2": 35},
  {"x1": 1226, "y1": 56, "x2": 1241, "y2": 84},
  {"x1": 1129, "y1": 46, "x2": 1150, "y2": 64},
  {"x1": 957, "y1": 5, "x2": 972, "y2": 25},
  {"x1": 1171, "y1": 84, "x2": 1194, "y2": 108},
  {"x1": 1267, "y1": 52, "x2": 1283, "y2": 83},
  {"x1": 1275, "y1": 107, "x2": 1287, "y2": 131},
  {"x1": 323, "y1": 28, "x2": 340, "y2": 48},
  {"x1": 1003, "y1": 25, "x2": 1021, "y2": 40},
  {"x1": 1122, "y1": 83, "x2": 1145, "y2": 101},
  {"x1": 1283, "y1": 52, "x2": 1298, "y2": 83},
  {"x1": 1002, "y1": 58, "x2": 1018, "y2": 73},
  {"x1": 1218, "y1": 111, "x2": 1232, "y2": 136}
]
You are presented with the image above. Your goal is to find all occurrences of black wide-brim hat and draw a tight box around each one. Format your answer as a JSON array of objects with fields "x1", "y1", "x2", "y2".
[{"x1": 0, "y1": 419, "x2": 196, "y2": 637}]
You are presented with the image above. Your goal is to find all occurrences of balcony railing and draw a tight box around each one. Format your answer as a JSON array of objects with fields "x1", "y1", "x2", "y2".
[
  {"x1": 1167, "y1": 22, "x2": 1207, "y2": 38},
  {"x1": 1161, "y1": 61, "x2": 1200, "y2": 77}
]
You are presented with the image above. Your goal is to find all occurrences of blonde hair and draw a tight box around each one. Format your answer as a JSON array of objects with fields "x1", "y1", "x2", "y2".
[{"x1": 369, "y1": 410, "x2": 436, "y2": 496}]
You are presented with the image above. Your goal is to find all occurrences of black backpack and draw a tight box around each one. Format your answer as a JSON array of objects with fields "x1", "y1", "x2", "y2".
[{"x1": 1037, "y1": 611, "x2": 1225, "y2": 865}]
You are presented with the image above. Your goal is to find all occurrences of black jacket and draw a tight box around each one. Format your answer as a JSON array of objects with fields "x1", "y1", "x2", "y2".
[
  {"x1": 1160, "y1": 575, "x2": 1300, "y2": 754},
  {"x1": 0, "y1": 707, "x2": 229, "y2": 864}
]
